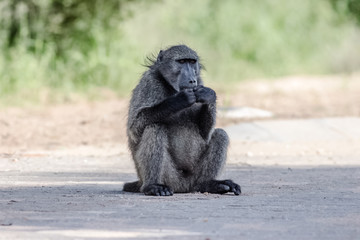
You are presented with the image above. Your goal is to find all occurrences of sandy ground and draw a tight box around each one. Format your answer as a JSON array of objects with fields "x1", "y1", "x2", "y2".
[
  {"x1": 0, "y1": 74, "x2": 360, "y2": 239},
  {"x1": 1, "y1": 73, "x2": 359, "y2": 153}
]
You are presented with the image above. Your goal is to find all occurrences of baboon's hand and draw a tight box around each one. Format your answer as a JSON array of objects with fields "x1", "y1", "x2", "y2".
[
  {"x1": 194, "y1": 86, "x2": 216, "y2": 104},
  {"x1": 178, "y1": 88, "x2": 196, "y2": 106},
  {"x1": 143, "y1": 184, "x2": 174, "y2": 196}
]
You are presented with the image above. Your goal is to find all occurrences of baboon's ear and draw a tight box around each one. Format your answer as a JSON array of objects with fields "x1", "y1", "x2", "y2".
[{"x1": 157, "y1": 50, "x2": 164, "y2": 62}]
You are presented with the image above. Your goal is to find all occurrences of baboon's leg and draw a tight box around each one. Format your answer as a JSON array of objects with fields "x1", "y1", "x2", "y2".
[
  {"x1": 196, "y1": 128, "x2": 229, "y2": 181},
  {"x1": 135, "y1": 125, "x2": 173, "y2": 196},
  {"x1": 194, "y1": 128, "x2": 241, "y2": 195}
]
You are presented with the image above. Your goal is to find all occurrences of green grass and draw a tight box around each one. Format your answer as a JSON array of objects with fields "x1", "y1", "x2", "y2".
[{"x1": 0, "y1": 0, "x2": 359, "y2": 106}]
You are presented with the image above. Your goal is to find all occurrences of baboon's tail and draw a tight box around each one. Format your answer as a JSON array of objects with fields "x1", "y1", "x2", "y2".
[{"x1": 123, "y1": 181, "x2": 141, "y2": 192}]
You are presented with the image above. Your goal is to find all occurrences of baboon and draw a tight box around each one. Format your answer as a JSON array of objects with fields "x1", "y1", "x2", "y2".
[{"x1": 123, "y1": 45, "x2": 241, "y2": 196}]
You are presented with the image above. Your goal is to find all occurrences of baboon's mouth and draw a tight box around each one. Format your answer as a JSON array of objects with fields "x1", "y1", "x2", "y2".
[{"x1": 181, "y1": 86, "x2": 197, "y2": 90}]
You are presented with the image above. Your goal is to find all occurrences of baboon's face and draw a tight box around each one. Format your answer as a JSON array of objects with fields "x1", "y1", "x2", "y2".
[
  {"x1": 175, "y1": 57, "x2": 199, "y2": 90},
  {"x1": 157, "y1": 45, "x2": 201, "y2": 92}
]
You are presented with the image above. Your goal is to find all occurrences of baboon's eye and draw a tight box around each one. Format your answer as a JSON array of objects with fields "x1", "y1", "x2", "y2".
[{"x1": 177, "y1": 59, "x2": 197, "y2": 64}]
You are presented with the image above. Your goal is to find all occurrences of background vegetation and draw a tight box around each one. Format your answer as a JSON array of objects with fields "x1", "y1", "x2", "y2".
[{"x1": 0, "y1": 0, "x2": 359, "y2": 105}]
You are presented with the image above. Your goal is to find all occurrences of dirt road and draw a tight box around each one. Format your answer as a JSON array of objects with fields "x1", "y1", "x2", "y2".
[{"x1": 1, "y1": 117, "x2": 360, "y2": 239}]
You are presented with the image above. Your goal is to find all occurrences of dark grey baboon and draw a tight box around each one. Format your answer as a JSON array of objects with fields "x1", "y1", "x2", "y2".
[{"x1": 123, "y1": 45, "x2": 241, "y2": 196}]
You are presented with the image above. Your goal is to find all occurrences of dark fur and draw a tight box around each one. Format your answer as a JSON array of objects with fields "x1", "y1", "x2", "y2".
[{"x1": 123, "y1": 45, "x2": 241, "y2": 196}]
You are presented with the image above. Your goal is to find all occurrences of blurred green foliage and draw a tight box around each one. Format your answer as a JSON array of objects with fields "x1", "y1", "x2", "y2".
[
  {"x1": 0, "y1": 0, "x2": 359, "y2": 105},
  {"x1": 0, "y1": 0, "x2": 137, "y2": 104},
  {"x1": 4, "y1": 0, "x2": 127, "y2": 55},
  {"x1": 330, "y1": 0, "x2": 360, "y2": 24}
]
